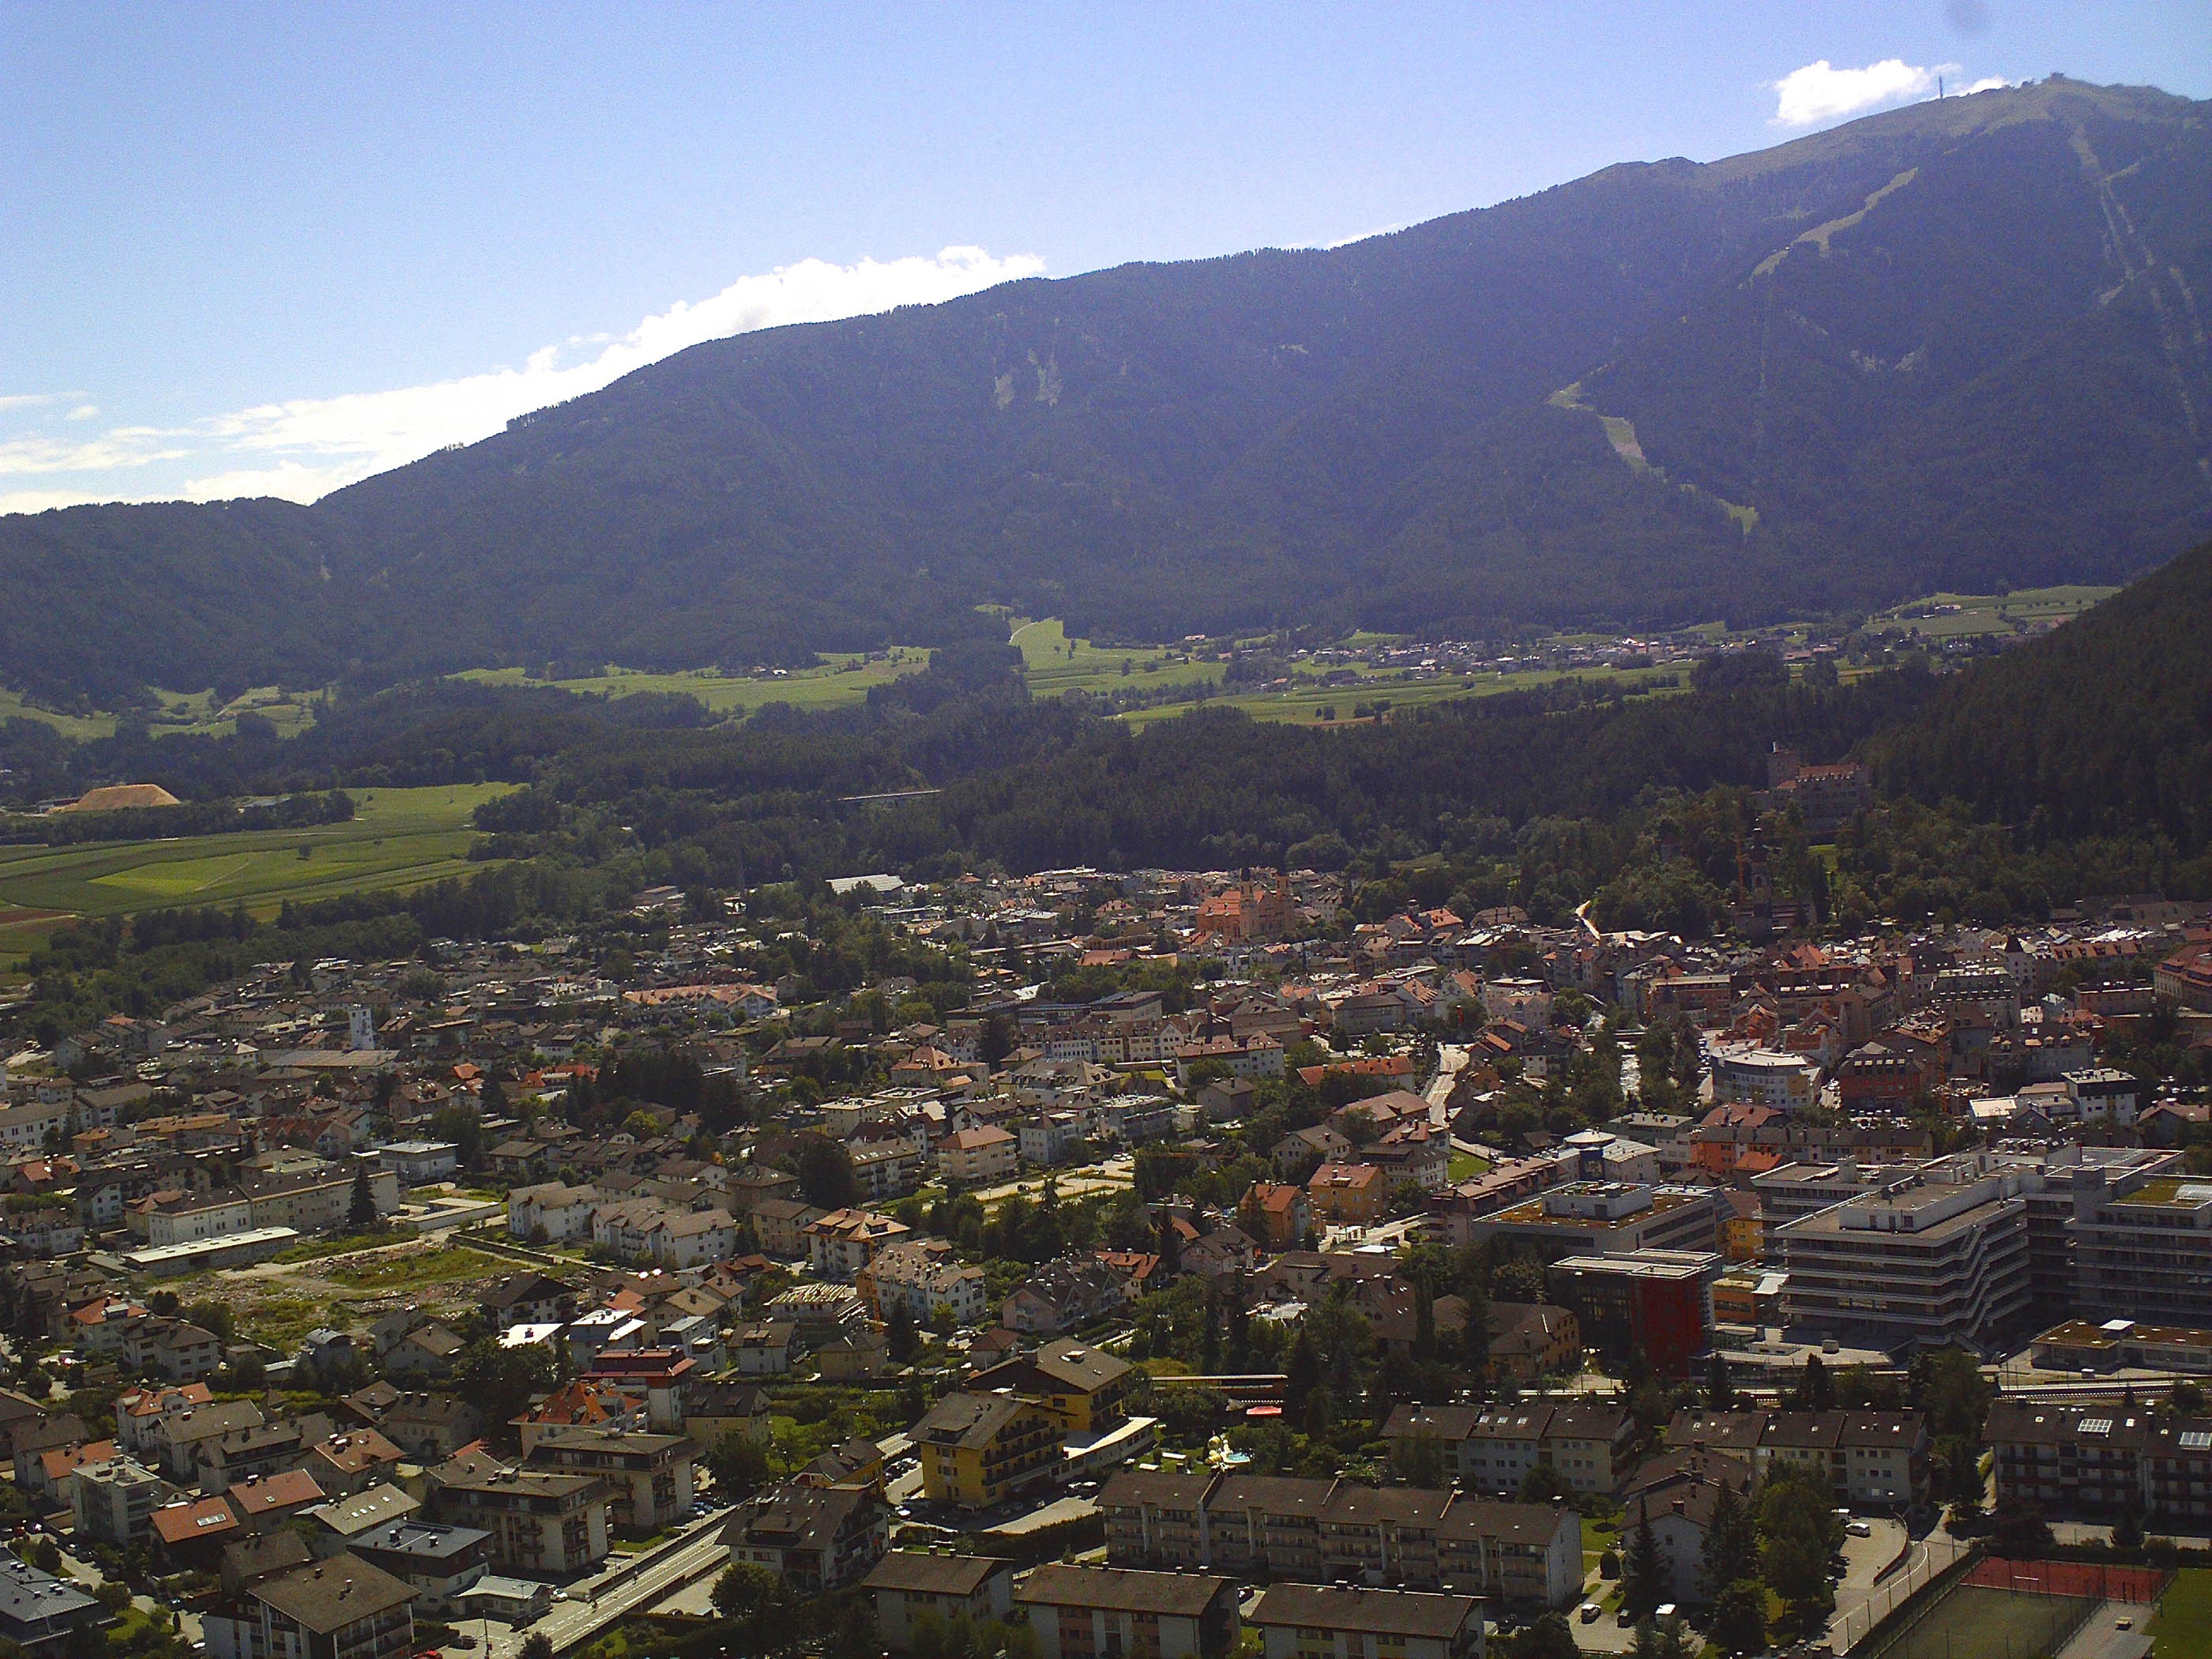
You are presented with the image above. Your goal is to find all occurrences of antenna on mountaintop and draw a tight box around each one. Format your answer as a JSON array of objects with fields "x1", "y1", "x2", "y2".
[{"x1": 1938, "y1": 75, "x2": 1945, "y2": 99}]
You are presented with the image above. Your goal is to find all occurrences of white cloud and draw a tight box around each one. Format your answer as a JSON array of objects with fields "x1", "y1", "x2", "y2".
[
  {"x1": 0, "y1": 430, "x2": 190, "y2": 478},
  {"x1": 1772, "y1": 58, "x2": 1957, "y2": 126},
  {"x1": 1961, "y1": 76, "x2": 2012, "y2": 94},
  {"x1": 0, "y1": 394, "x2": 54, "y2": 413},
  {"x1": 4, "y1": 243, "x2": 1044, "y2": 514},
  {"x1": 66, "y1": 404, "x2": 99, "y2": 421}
]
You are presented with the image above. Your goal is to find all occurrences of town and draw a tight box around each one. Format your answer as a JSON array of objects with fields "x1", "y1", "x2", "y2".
[{"x1": 0, "y1": 837, "x2": 2203, "y2": 1659}]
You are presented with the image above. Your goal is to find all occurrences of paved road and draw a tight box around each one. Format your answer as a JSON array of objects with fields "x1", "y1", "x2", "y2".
[
  {"x1": 453, "y1": 1511, "x2": 734, "y2": 1657},
  {"x1": 1428, "y1": 1045, "x2": 1469, "y2": 1111}
]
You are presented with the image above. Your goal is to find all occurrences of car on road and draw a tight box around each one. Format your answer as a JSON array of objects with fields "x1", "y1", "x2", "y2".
[
  {"x1": 1847, "y1": 1520, "x2": 1873, "y2": 1537},
  {"x1": 1579, "y1": 1604, "x2": 1601, "y2": 1624}
]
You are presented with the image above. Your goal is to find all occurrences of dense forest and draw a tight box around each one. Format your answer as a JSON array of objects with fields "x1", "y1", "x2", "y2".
[{"x1": 2, "y1": 80, "x2": 2206, "y2": 702}]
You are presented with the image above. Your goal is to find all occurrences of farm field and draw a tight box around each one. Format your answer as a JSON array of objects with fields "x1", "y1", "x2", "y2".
[
  {"x1": 1010, "y1": 616, "x2": 1224, "y2": 698},
  {"x1": 0, "y1": 783, "x2": 510, "y2": 922},
  {"x1": 455, "y1": 650, "x2": 931, "y2": 714},
  {"x1": 1873, "y1": 585, "x2": 2118, "y2": 641},
  {"x1": 1117, "y1": 660, "x2": 1684, "y2": 729}
]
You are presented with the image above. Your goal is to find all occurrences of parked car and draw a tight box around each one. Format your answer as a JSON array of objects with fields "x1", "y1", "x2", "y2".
[{"x1": 1579, "y1": 1604, "x2": 1601, "y2": 1625}]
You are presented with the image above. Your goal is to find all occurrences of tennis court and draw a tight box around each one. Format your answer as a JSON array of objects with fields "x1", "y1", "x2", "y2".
[{"x1": 1859, "y1": 1580, "x2": 2099, "y2": 1659}]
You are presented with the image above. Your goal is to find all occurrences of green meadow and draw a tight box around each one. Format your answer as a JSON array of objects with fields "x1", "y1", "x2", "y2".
[
  {"x1": 0, "y1": 784, "x2": 510, "y2": 922},
  {"x1": 454, "y1": 651, "x2": 931, "y2": 714}
]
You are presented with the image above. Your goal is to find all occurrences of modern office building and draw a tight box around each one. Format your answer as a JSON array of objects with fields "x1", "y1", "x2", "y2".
[{"x1": 1773, "y1": 1160, "x2": 2031, "y2": 1353}]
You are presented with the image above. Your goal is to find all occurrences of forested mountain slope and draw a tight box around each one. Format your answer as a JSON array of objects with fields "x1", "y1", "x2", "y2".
[
  {"x1": 3, "y1": 77, "x2": 2206, "y2": 700},
  {"x1": 1875, "y1": 535, "x2": 2212, "y2": 856}
]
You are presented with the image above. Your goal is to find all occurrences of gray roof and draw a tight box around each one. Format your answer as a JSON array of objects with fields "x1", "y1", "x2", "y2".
[
  {"x1": 1017, "y1": 1564, "x2": 1232, "y2": 1617},
  {"x1": 1252, "y1": 1585, "x2": 1480, "y2": 1639},
  {"x1": 862, "y1": 1552, "x2": 1007, "y2": 1597},
  {"x1": 0, "y1": 1556, "x2": 97, "y2": 1630},
  {"x1": 252, "y1": 1553, "x2": 416, "y2": 1634}
]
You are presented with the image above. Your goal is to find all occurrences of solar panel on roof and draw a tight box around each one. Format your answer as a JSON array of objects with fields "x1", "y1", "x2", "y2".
[
  {"x1": 2078, "y1": 1417, "x2": 2114, "y2": 1435},
  {"x1": 2178, "y1": 1431, "x2": 2212, "y2": 1451}
]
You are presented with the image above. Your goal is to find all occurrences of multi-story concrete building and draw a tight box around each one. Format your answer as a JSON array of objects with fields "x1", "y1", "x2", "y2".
[
  {"x1": 1381, "y1": 1404, "x2": 1634, "y2": 1496},
  {"x1": 914, "y1": 1392, "x2": 1060, "y2": 1509},
  {"x1": 1016, "y1": 1565, "x2": 1240, "y2": 1659},
  {"x1": 721, "y1": 1481, "x2": 887, "y2": 1595},
  {"x1": 1774, "y1": 1160, "x2": 2031, "y2": 1353},
  {"x1": 856, "y1": 1240, "x2": 988, "y2": 1327},
  {"x1": 1459, "y1": 1183, "x2": 1724, "y2": 1262},
  {"x1": 1098, "y1": 1472, "x2": 1582, "y2": 1610},
  {"x1": 2070, "y1": 1173, "x2": 2212, "y2": 1327},
  {"x1": 73, "y1": 1454, "x2": 171, "y2": 1545},
  {"x1": 1668, "y1": 1409, "x2": 1930, "y2": 1507},
  {"x1": 862, "y1": 1552, "x2": 1014, "y2": 1653},
  {"x1": 429, "y1": 1457, "x2": 611, "y2": 1578},
  {"x1": 1544, "y1": 1251, "x2": 1720, "y2": 1378},
  {"x1": 522, "y1": 1426, "x2": 694, "y2": 1535},
  {"x1": 202, "y1": 1551, "x2": 417, "y2": 1659},
  {"x1": 346, "y1": 1521, "x2": 491, "y2": 1615},
  {"x1": 1987, "y1": 1398, "x2": 2212, "y2": 1527},
  {"x1": 1249, "y1": 1585, "x2": 1484, "y2": 1659}
]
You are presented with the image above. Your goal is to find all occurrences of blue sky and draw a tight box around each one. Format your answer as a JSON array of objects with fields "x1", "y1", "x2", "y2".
[{"x1": 3, "y1": 0, "x2": 2206, "y2": 514}]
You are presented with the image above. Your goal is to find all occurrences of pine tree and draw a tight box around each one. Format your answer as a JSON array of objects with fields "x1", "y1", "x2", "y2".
[
  {"x1": 1285, "y1": 1329, "x2": 1319, "y2": 1411},
  {"x1": 1698, "y1": 1481, "x2": 1757, "y2": 1601},
  {"x1": 1459, "y1": 1290, "x2": 1490, "y2": 1383},
  {"x1": 1623, "y1": 1499, "x2": 1666, "y2": 1620},
  {"x1": 1797, "y1": 1352, "x2": 1834, "y2": 1411},
  {"x1": 348, "y1": 1165, "x2": 377, "y2": 1228}
]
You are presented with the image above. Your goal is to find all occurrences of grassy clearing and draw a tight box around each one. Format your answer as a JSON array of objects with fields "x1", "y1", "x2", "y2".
[
  {"x1": 2152, "y1": 1569, "x2": 2212, "y2": 1659},
  {"x1": 0, "y1": 784, "x2": 510, "y2": 920},
  {"x1": 455, "y1": 651, "x2": 931, "y2": 714},
  {"x1": 1874, "y1": 585, "x2": 2117, "y2": 641},
  {"x1": 1011, "y1": 617, "x2": 1222, "y2": 698},
  {"x1": 1117, "y1": 662, "x2": 1683, "y2": 730},
  {"x1": 1448, "y1": 1153, "x2": 1490, "y2": 1181},
  {"x1": 324, "y1": 1243, "x2": 505, "y2": 1294}
]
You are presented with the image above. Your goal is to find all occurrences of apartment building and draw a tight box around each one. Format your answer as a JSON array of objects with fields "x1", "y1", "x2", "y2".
[
  {"x1": 1249, "y1": 1585, "x2": 1484, "y2": 1659},
  {"x1": 522, "y1": 1425, "x2": 695, "y2": 1534},
  {"x1": 804, "y1": 1209, "x2": 913, "y2": 1282},
  {"x1": 1015, "y1": 1565, "x2": 1240, "y2": 1659},
  {"x1": 345, "y1": 1522, "x2": 491, "y2": 1615},
  {"x1": 721, "y1": 1482, "x2": 887, "y2": 1595},
  {"x1": 857, "y1": 1240, "x2": 988, "y2": 1327},
  {"x1": 863, "y1": 1552, "x2": 1014, "y2": 1653},
  {"x1": 201, "y1": 1552, "x2": 417, "y2": 1659},
  {"x1": 1098, "y1": 1472, "x2": 1582, "y2": 1610},
  {"x1": 428, "y1": 1458, "x2": 611, "y2": 1577},
  {"x1": 914, "y1": 1392, "x2": 1060, "y2": 1509},
  {"x1": 1774, "y1": 1161, "x2": 2032, "y2": 1352},
  {"x1": 1668, "y1": 1409, "x2": 1930, "y2": 1507},
  {"x1": 1381, "y1": 1404, "x2": 1635, "y2": 1496},
  {"x1": 73, "y1": 1455, "x2": 171, "y2": 1546},
  {"x1": 1987, "y1": 1399, "x2": 2212, "y2": 1526}
]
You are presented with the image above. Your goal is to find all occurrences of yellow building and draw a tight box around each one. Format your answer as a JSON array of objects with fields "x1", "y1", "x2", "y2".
[
  {"x1": 916, "y1": 1391, "x2": 1060, "y2": 1509},
  {"x1": 1721, "y1": 1191, "x2": 1762, "y2": 1262},
  {"x1": 970, "y1": 1338, "x2": 1133, "y2": 1435}
]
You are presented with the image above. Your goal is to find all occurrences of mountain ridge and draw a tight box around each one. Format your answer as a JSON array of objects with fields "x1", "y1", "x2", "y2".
[{"x1": 6, "y1": 77, "x2": 2207, "y2": 700}]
